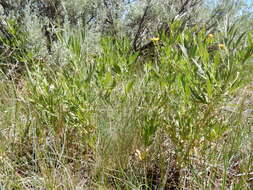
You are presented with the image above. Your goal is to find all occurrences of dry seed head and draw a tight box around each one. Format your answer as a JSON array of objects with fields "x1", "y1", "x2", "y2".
[{"x1": 135, "y1": 148, "x2": 149, "y2": 161}]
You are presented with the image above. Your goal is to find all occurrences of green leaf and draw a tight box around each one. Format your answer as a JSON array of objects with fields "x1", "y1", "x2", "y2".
[
  {"x1": 190, "y1": 87, "x2": 207, "y2": 104},
  {"x1": 125, "y1": 80, "x2": 134, "y2": 94},
  {"x1": 242, "y1": 43, "x2": 253, "y2": 63},
  {"x1": 206, "y1": 78, "x2": 212, "y2": 99},
  {"x1": 248, "y1": 32, "x2": 253, "y2": 45},
  {"x1": 235, "y1": 32, "x2": 246, "y2": 48},
  {"x1": 102, "y1": 72, "x2": 113, "y2": 88},
  {"x1": 179, "y1": 44, "x2": 188, "y2": 58},
  {"x1": 113, "y1": 63, "x2": 121, "y2": 74}
]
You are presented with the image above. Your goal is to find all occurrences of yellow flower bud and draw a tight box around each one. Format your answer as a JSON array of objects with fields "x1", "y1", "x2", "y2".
[
  {"x1": 150, "y1": 37, "x2": 160, "y2": 43},
  {"x1": 207, "y1": 34, "x2": 214, "y2": 39},
  {"x1": 218, "y1": 43, "x2": 225, "y2": 50}
]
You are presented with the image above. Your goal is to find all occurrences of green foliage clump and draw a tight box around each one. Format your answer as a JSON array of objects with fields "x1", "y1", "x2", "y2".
[{"x1": 0, "y1": 19, "x2": 31, "y2": 78}]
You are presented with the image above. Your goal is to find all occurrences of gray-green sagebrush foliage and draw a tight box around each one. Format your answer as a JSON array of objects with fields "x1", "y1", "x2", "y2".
[
  {"x1": 0, "y1": 0, "x2": 251, "y2": 55},
  {"x1": 0, "y1": 0, "x2": 251, "y2": 80}
]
